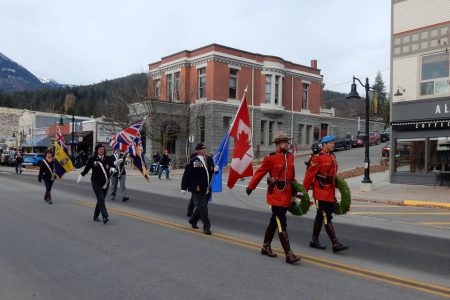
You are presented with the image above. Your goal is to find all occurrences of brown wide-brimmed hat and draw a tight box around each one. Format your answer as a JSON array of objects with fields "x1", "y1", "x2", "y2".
[{"x1": 273, "y1": 131, "x2": 291, "y2": 144}]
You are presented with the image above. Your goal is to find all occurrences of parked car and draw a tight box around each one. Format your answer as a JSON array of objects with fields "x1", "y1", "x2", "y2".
[
  {"x1": 380, "y1": 127, "x2": 390, "y2": 142},
  {"x1": 22, "y1": 153, "x2": 45, "y2": 166},
  {"x1": 334, "y1": 136, "x2": 353, "y2": 150},
  {"x1": 382, "y1": 141, "x2": 390, "y2": 157},
  {"x1": 352, "y1": 132, "x2": 381, "y2": 147},
  {"x1": 0, "y1": 149, "x2": 15, "y2": 166}
]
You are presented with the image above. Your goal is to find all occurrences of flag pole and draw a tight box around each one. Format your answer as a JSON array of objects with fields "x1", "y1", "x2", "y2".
[{"x1": 215, "y1": 85, "x2": 248, "y2": 164}]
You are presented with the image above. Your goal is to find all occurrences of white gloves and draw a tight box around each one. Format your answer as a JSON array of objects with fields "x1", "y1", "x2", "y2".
[
  {"x1": 114, "y1": 159, "x2": 123, "y2": 167},
  {"x1": 110, "y1": 167, "x2": 116, "y2": 174},
  {"x1": 77, "y1": 174, "x2": 84, "y2": 184},
  {"x1": 214, "y1": 165, "x2": 219, "y2": 172},
  {"x1": 181, "y1": 190, "x2": 187, "y2": 195}
]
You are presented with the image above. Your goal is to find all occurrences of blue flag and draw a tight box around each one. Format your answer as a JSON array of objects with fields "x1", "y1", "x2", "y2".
[{"x1": 211, "y1": 133, "x2": 230, "y2": 193}]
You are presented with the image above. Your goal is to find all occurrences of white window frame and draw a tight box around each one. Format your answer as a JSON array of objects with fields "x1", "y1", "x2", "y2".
[
  {"x1": 419, "y1": 52, "x2": 449, "y2": 97},
  {"x1": 198, "y1": 67, "x2": 206, "y2": 99},
  {"x1": 262, "y1": 72, "x2": 284, "y2": 107},
  {"x1": 229, "y1": 68, "x2": 238, "y2": 99},
  {"x1": 302, "y1": 83, "x2": 309, "y2": 110}
]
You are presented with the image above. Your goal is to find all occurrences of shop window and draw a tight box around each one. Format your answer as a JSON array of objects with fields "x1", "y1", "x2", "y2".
[
  {"x1": 428, "y1": 137, "x2": 450, "y2": 172},
  {"x1": 394, "y1": 139, "x2": 426, "y2": 173}
]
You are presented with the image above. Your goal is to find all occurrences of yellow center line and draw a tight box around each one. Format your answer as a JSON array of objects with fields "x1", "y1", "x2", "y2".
[
  {"x1": 73, "y1": 200, "x2": 450, "y2": 298},
  {"x1": 350, "y1": 212, "x2": 450, "y2": 215}
]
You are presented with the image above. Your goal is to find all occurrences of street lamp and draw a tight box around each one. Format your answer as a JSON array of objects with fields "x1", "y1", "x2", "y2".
[{"x1": 346, "y1": 76, "x2": 374, "y2": 191}]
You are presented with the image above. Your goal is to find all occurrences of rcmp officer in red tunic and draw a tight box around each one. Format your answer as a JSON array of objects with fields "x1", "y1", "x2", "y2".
[
  {"x1": 246, "y1": 132, "x2": 301, "y2": 264},
  {"x1": 303, "y1": 136, "x2": 349, "y2": 253}
]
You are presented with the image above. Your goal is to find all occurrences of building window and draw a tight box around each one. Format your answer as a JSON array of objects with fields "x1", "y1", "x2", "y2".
[
  {"x1": 174, "y1": 72, "x2": 180, "y2": 102},
  {"x1": 274, "y1": 76, "x2": 280, "y2": 104},
  {"x1": 154, "y1": 79, "x2": 160, "y2": 99},
  {"x1": 166, "y1": 73, "x2": 173, "y2": 102},
  {"x1": 428, "y1": 137, "x2": 450, "y2": 172},
  {"x1": 420, "y1": 52, "x2": 449, "y2": 96},
  {"x1": 229, "y1": 69, "x2": 238, "y2": 99},
  {"x1": 302, "y1": 83, "x2": 309, "y2": 109},
  {"x1": 306, "y1": 125, "x2": 312, "y2": 144},
  {"x1": 268, "y1": 121, "x2": 274, "y2": 144},
  {"x1": 265, "y1": 75, "x2": 271, "y2": 103},
  {"x1": 199, "y1": 116, "x2": 205, "y2": 142},
  {"x1": 394, "y1": 139, "x2": 426, "y2": 173},
  {"x1": 298, "y1": 124, "x2": 304, "y2": 145},
  {"x1": 198, "y1": 68, "x2": 206, "y2": 98},
  {"x1": 223, "y1": 116, "x2": 232, "y2": 134},
  {"x1": 277, "y1": 122, "x2": 283, "y2": 132},
  {"x1": 167, "y1": 138, "x2": 176, "y2": 154},
  {"x1": 260, "y1": 120, "x2": 266, "y2": 145}
]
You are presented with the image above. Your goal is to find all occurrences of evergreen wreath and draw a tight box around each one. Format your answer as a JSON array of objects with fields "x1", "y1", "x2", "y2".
[
  {"x1": 334, "y1": 176, "x2": 351, "y2": 215},
  {"x1": 288, "y1": 181, "x2": 310, "y2": 216}
]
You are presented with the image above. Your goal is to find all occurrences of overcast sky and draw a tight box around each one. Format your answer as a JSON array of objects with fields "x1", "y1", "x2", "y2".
[{"x1": 0, "y1": 0, "x2": 391, "y2": 93}]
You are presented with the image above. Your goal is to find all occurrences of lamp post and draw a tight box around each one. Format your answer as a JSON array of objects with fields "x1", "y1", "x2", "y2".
[{"x1": 346, "y1": 76, "x2": 374, "y2": 191}]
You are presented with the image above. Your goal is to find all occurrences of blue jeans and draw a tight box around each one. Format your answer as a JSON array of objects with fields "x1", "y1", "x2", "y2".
[{"x1": 158, "y1": 166, "x2": 170, "y2": 179}]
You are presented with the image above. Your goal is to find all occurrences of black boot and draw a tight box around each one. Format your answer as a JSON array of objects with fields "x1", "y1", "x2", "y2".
[
  {"x1": 278, "y1": 231, "x2": 301, "y2": 264},
  {"x1": 261, "y1": 226, "x2": 277, "y2": 257},
  {"x1": 310, "y1": 217, "x2": 326, "y2": 250},
  {"x1": 324, "y1": 222, "x2": 349, "y2": 253}
]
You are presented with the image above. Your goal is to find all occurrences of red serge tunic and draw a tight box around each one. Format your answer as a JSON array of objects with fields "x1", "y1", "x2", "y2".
[
  {"x1": 248, "y1": 150, "x2": 295, "y2": 207},
  {"x1": 302, "y1": 150, "x2": 338, "y2": 202}
]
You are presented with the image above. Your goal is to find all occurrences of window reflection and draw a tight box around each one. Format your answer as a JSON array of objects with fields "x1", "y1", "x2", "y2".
[
  {"x1": 428, "y1": 137, "x2": 450, "y2": 172},
  {"x1": 394, "y1": 139, "x2": 425, "y2": 173}
]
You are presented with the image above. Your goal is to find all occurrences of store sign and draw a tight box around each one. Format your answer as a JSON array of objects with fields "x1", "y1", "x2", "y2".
[
  {"x1": 435, "y1": 104, "x2": 449, "y2": 114},
  {"x1": 392, "y1": 120, "x2": 450, "y2": 131}
]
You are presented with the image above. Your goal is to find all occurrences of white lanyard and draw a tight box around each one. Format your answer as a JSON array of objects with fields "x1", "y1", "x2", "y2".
[
  {"x1": 97, "y1": 157, "x2": 109, "y2": 189},
  {"x1": 43, "y1": 159, "x2": 54, "y2": 178}
]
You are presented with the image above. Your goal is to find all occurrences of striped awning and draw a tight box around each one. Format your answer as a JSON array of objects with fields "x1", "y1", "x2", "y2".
[{"x1": 391, "y1": 119, "x2": 450, "y2": 130}]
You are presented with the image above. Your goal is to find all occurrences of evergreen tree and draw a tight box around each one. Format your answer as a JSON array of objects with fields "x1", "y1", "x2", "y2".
[{"x1": 371, "y1": 71, "x2": 390, "y2": 125}]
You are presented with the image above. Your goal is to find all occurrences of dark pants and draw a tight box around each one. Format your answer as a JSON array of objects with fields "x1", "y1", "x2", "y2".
[
  {"x1": 158, "y1": 166, "x2": 169, "y2": 179},
  {"x1": 15, "y1": 162, "x2": 22, "y2": 173},
  {"x1": 43, "y1": 178, "x2": 54, "y2": 192},
  {"x1": 267, "y1": 206, "x2": 288, "y2": 232},
  {"x1": 315, "y1": 200, "x2": 334, "y2": 225},
  {"x1": 187, "y1": 194, "x2": 195, "y2": 216},
  {"x1": 92, "y1": 182, "x2": 109, "y2": 219},
  {"x1": 189, "y1": 193, "x2": 210, "y2": 230}
]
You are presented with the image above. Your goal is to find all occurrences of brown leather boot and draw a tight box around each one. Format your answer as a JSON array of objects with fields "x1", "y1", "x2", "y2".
[
  {"x1": 310, "y1": 217, "x2": 326, "y2": 250},
  {"x1": 278, "y1": 231, "x2": 301, "y2": 264},
  {"x1": 261, "y1": 226, "x2": 277, "y2": 257},
  {"x1": 324, "y1": 222, "x2": 349, "y2": 253}
]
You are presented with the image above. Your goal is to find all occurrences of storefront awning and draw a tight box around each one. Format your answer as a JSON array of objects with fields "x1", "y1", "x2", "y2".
[
  {"x1": 391, "y1": 119, "x2": 450, "y2": 131},
  {"x1": 22, "y1": 136, "x2": 49, "y2": 148}
]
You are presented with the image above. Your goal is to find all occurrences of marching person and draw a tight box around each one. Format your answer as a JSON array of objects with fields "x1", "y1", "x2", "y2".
[
  {"x1": 77, "y1": 144, "x2": 111, "y2": 224},
  {"x1": 158, "y1": 149, "x2": 171, "y2": 180},
  {"x1": 38, "y1": 150, "x2": 56, "y2": 204},
  {"x1": 303, "y1": 135, "x2": 349, "y2": 253},
  {"x1": 108, "y1": 148, "x2": 129, "y2": 202},
  {"x1": 181, "y1": 143, "x2": 217, "y2": 235},
  {"x1": 15, "y1": 150, "x2": 23, "y2": 174},
  {"x1": 246, "y1": 132, "x2": 301, "y2": 264}
]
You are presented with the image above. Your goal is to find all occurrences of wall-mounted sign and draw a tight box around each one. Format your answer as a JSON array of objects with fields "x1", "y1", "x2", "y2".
[
  {"x1": 392, "y1": 119, "x2": 450, "y2": 131},
  {"x1": 435, "y1": 104, "x2": 449, "y2": 115}
]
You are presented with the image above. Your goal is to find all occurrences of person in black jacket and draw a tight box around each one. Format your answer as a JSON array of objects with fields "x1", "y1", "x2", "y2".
[
  {"x1": 77, "y1": 144, "x2": 111, "y2": 224},
  {"x1": 181, "y1": 143, "x2": 217, "y2": 235},
  {"x1": 38, "y1": 150, "x2": 56, "y2": 204},
  {"x1": 158, "y1": 150, "x2": 171, "y2": 180},
  {"x1": 108, "y1": 149, "x2": 128, "y2": 201}
]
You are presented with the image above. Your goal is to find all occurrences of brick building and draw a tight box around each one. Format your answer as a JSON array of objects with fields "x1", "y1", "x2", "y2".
[
  {"x1": 143, "y1": 44, "x2": 382, "y2": 165},
  {"x1": 391, "y1": 0, "x2": 450, "y2": 184}
]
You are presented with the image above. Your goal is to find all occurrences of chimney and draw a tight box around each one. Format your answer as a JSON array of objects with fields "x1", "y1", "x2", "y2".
[{"x1": 311, "y1": 59, "x2": 317, "y2": 69}]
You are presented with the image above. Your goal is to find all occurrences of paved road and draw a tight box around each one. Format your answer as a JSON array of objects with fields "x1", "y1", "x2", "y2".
[{"x1": 0, "y1": 171, "x2": 449, "y2": 299}]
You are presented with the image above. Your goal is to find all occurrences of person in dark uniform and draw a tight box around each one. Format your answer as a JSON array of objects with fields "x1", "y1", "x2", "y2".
[
  {"x1": 38, "y1": 150, "x2": 56, "y2": 204},
  {"x1": 181, "y1": 143, "x2": 217, "y2": 235},
  {"x1": 186, "y1": 152, "x2": 197, "y2": 217},
  {"x1": 77, "y1": 144, "x2": 111, "y2": 224},
  {"x1": 109, "y1": 149, "x2": 128, "y2": 202},
  {"x1": 246, "y1": 132, "x2": 301, "y2": 264},
  {"x1": 303, "y1": 135, "x2": 349, "y2": 253},
  {"x1": 158, "y1": 150, "x2": 171, "y2": 180},
  {"x1": 15, "y1": 150, "x2": 23, "y2": 174}
]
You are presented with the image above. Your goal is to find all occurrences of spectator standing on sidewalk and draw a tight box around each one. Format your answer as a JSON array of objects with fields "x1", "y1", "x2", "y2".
[
  {"x1": 38, "y1": 150, "x2": 56, "y2": 204},
  {"x1": 158, "y1": 150, "x2": 171, "y2": 180}
]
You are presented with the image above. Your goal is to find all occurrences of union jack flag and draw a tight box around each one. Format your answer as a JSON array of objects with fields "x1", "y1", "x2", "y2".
[
  {"x1": 110, "y1": 120, "x2": 144, "y2": 151},
  {"x1": 56, "y1": 127, "x2": 68, "y2": 153}
]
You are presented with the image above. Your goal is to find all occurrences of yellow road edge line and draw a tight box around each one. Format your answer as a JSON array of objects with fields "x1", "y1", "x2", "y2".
[
  {"x1": 350, "y1": 212, "x2": 450, "y2": 215},
  {"x1": 73, "y1": 200, "x2": 450, "y2": 297},
  {"x1": 418, "y1": 222, "x2": 450, "y2": 225},
  {"x1": 404, "y1": 200, "x2": 450, "y2": 209}
]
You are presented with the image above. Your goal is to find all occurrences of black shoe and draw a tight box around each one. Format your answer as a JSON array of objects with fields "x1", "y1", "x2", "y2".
[
  {"x1": 93, "y1": 216, "x2": 101, "y2": 222},
  {"x1": 122, "y1": 197, "x2": 129, "y2": 202},
  {"x1": 203, "y1": 229, "x2": 212, "y2": 235},
  {"x1": 103, "y1": 218, "x2": 109, "y2": 224},
  {"x1": 188, "y1": 220, "x2": 199, "y2": 229}
]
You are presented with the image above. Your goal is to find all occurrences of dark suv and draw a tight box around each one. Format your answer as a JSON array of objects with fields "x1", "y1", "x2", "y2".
[{"x1": 334, "y1": 136, "x2": 353, "y2": 150}]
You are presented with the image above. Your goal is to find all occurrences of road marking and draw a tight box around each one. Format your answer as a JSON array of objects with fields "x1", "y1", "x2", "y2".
[
  {"x1": 418, "y1": 222, "x2": 450, "y2": 225},
  {"x1": 73, "y1": 200, "x2": 450, "y2": 299},
  {"x1": 350, "y1": 212, "x2": 450, "y2": 215},
  {"x1": 350, "y1": 204, "x2": 402, "y2": 208},
  {"x1": 404, "y1": 200, "x2": 450, "y2": 209}
]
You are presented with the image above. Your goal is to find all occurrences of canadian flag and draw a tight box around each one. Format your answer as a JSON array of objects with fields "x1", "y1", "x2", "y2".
[{"x1": 227, "y1": 96, "x2": 254, "y2": 189}]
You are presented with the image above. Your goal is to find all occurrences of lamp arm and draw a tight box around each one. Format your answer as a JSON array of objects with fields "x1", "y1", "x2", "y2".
[{"x1": 353, "y1": 76, "x2": 365, "y2": 88}]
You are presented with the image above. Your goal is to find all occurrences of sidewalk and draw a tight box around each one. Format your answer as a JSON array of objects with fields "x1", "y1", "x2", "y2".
[{"x1": 347, "y1": 171, "x2": 450, "y2": 209}]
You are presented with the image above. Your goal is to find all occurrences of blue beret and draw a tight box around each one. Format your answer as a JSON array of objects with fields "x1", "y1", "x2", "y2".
[{"x1": 321, "y1": 135, "x2": 336, "y2": 143}]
